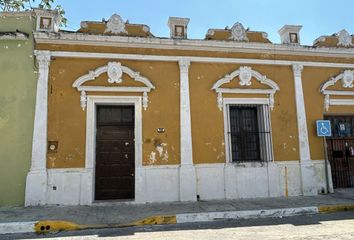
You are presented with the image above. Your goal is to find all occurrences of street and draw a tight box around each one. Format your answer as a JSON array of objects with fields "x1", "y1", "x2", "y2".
[{"x1": 2, "y1": 211, "x2": 354, "y2": 240}]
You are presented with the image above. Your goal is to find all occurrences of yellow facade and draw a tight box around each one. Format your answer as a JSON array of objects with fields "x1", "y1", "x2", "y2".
[{"x1": 25, "y1": 13, "x2": 354, "y2": 205}]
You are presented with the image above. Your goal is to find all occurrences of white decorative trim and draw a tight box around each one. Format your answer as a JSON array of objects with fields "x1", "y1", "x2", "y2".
[
  {"x1": 72, "y1": 62, "x2": 155, "y2": 111},
  {"x1": 78, "y1": 86, "x2": 151, "y2": 93},
  {"x1": 206, "y1": 29, "x2": 215, "y2": 37},
  {"x1": 321, "y1": 70, "x2": 354, "y2": 90},
  {"x1": 292, "y1": 64, "x2": 317, "y2": 196},
  {"x1": 222, "y1": 98, "x2": 274, "y2": 165},
  {"x1": 104, "y1": 14, "x2": 127, "y2": 34},
  {"x1": 85, "y1": 95, "x2": 142, "y2": 203},
  {"x1": 211, "y1": 66, "x2": 279, "y2": 110},
  {"x1": 337, "y1": 29, "x2": 353, "y2": 47},
  {"x1": 80, "y1": 91, "x2": 87, "y2": 110},
  {"x1": 33, "y1": 32, "x2": 354, "y2": 58},
  {"x1": 229, "y1": 22, "x2": 248, "y2": 41},
  {"x1": 322, "y1": 90, "x2": 354, "y2": 96},
  {"x1": 44, "y1": 50, "x2": 354, "y2": 69},
  {"x1": 142, "y1": 26, "x2": 150, "y2": 33},
  {"x1": 320, "y1": 70, "x2": 354, "y2": 111},
  {"x1": 261, "y1": 32, "x2": 269, "y2": 39},
  {"x1": 330, "y1": 99, "x2": 354, "y2": 106},
  {"x1": 80, "y1": 22, "x2": 88, "y2": 29}
]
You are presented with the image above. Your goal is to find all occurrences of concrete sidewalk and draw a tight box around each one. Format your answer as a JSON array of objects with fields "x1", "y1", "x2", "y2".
[{"x1": 1, "y1": 189, "x2": 354, "y2": 234}]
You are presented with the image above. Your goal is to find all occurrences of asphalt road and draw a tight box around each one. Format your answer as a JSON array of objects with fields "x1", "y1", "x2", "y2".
[{"x1": 2, "y1": 211, "x2": 354, "y2": 240}]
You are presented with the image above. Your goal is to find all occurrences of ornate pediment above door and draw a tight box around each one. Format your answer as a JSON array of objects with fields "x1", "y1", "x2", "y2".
[
  {"x1": 211, "y1": 66, "x2": 280, "y2": 111},
  {"x1": 320, "y1": 70, "x2": 354, "y2": 111},
  {"x1": 72, "y1": 62, "x2": 155, "y2": 110}
]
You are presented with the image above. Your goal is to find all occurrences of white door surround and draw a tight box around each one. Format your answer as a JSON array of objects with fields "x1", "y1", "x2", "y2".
[{"x1": 85, "y1": 95, "x2": 142, "y2": 204}]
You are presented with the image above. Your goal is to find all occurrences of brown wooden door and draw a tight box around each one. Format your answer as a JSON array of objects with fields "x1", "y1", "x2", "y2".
[
  {"x1": 325, "y1": 115, "x2": 354, "y2": 188},
  {"x1": 95, "y1": 106, "x2": 135, "y2": 200}
]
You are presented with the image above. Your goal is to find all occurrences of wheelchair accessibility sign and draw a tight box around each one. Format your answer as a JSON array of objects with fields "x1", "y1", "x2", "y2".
[{"x1": 316, "y1": 120, "x2": 332, "y2": 137}]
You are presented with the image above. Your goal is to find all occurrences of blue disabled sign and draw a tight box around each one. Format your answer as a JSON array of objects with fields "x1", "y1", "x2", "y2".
[{"x1": 316, "y1": 120, "x2": 332, "y2": 137}]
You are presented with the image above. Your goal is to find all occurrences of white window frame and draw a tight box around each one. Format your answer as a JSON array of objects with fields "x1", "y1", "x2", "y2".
[
  {"x1": 223, "y1": 98, "x2": 274, "y2": 165},
  {"x1": 85, "y1": 95, "x2": 142, "y2": 203}
]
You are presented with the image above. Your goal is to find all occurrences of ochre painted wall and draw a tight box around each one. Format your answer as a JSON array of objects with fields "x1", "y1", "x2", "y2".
[
  {"x1": 47, "y1": 58, "x2": 180, "y2": 168},
  {"x1": 47, "y1": 57, "x2": 302, "y2": 168},
  {"x1": 42, "y1": 42, "x2": 354, "y2": 168},
  {"x1": 189, "y1": 63, "x2": 299, "y2": 163},
  {"x1": 303, "y1": 67, "x2": 354, "y2": 161}
]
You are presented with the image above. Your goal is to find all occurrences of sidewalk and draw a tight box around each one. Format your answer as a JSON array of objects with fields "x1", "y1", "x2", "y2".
[{"x1": 1, "y1": 189, "x2": 354, "y2": 234}]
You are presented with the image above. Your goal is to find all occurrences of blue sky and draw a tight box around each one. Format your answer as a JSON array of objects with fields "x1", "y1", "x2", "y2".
[{"x1": 52, "y1": 0, "x2": 353, "y2": 45}]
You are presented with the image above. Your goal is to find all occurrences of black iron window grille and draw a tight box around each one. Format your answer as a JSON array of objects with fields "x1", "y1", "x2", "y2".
[{"x1": 228, "y1": 105, "x2": 273, "y2": 163}]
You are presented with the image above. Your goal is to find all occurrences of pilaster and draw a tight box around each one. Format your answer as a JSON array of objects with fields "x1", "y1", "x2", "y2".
[
  {"x1": 25, "y1": 50, "x2": 51, "y2": 206},
  {"x1": 178, "y1": 59, "x2": 197, "y2": 202},
  {"x1": 292, "y1": 64, "x2": 317, "y2": 196}
]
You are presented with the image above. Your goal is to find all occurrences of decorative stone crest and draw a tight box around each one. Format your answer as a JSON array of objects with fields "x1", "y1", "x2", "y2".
[
  {"x1": 107, "y1": 62, "x2": 123, "y2": 83},
  {"x1": 239, "y1": 67, "x2": 252, "y2": 86},
  {"x1": 206, "y1": 29, "x2": 215, "y2": 37},
  {"x1": 104, "y1": 14, "x2": 127, "y2": 34},
  {"x1": 229, "y1": 22, "x2": 248, "y2": 41},
  {"x1": 341, "y1": 70, "x2": 354, "y2": 88},
  {"x1": 337, "y1": 29, "x2": 353, "y2": 47}
]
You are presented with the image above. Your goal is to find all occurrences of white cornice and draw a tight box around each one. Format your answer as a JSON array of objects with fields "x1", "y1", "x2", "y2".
[
  {"x1": 41, "y1": 50, "x2": 354, "y2": 69},
  {"x1": 33, "y1": 32, "x2": 354, "y2": 58}
]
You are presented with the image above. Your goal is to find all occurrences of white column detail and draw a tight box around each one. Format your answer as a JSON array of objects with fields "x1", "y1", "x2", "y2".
[
  {"x1": 292, "y1": 64, "x2": 317, "y2": 196},
  {"x1": 178, "y1": 59, "x2": 197, "y2": 202},
  {"x1": 25, "y1": 51, "x2": 51, "y2": 206}
]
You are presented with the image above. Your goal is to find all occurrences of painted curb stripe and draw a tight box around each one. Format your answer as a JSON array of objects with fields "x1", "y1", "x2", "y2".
[
  {"x1": 2, "y1": 204, "x2": 354, "y2": 235},
  {"x1": 176, "y1": 207, "x2": 319, "y2": 223},
  {"x1": 122, "y1": 215, "x2": 177, "y2": 227},
  {"x1": 0, "y1": 221, "x2": 36, "y2": 235},
  {"x1": 318, "y1": 204, "x2": 354, "y2": 213}
]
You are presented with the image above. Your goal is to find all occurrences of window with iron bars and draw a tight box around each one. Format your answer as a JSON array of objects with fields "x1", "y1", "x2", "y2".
[{"x1": 227, "y1": 104, "x2": 273, "y2": 163}]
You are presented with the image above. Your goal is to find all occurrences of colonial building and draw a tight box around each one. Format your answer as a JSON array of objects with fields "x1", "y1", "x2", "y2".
[{"x1": 26, "y1": 11, "x2": 354, "y2": 205}]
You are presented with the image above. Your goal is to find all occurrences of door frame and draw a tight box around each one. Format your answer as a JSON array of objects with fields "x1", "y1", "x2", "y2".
[{"x1": 85, "y1": 95, "x2": 142, "y2": 203}]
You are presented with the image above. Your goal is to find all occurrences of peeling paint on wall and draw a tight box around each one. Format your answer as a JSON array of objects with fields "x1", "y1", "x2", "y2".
[
  {"x1": 216, "y1": 151, "x2": 225, "y2": 160},
  {"x1": 149, "y1": 151, "x2": 157, "y2": 165},
  {"x1": 148, "y1": 142, "x2": 169, "y2": 164}
]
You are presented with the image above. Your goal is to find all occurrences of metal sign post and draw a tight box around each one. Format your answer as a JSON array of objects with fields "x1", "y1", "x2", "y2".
[{"x1": 316, "y1": 120, "x2": 332, "y2": 194}]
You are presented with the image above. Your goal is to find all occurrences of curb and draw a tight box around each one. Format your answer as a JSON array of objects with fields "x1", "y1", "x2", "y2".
[
  {"x1": 1, "y1": 204, "x2": 354, "y2": 235},
  {"x1": 318, "y1": 204, "x2": 354, "y2": 213}
]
